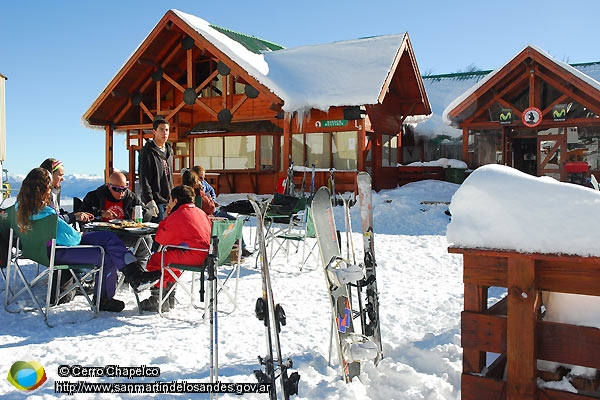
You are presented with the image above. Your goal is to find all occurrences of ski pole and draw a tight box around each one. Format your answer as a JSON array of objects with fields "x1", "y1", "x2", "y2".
[{"x1": 207, "y1": 235, "x2": 219, "y2": 399}]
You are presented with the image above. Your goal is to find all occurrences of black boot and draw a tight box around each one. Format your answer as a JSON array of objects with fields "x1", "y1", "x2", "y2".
[
  {"x1": 94, "y1": 296, "x2": 125, "y2": 312},
  {"x1": 122, "y1": 262, "x2": 161, "y2": 292},
  {"x1": 140, "y1": 286, "x2": 170, "y2": 312}
]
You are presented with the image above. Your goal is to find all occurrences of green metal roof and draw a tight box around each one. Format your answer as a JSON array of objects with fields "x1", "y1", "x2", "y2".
[{"x1": 209, "y1": 25, "x2": 285, "y2": 54}]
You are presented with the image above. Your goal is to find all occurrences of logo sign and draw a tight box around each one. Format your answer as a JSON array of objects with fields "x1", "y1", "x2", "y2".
[
  {"x1": 553, "y1": 104, "x2": 567, "y2": 121},
  {"x1": 315, "y1": 119, "x2": 348, "y2": 128},
  {"x1": 522, "y1": 107, "x2": 542, "y2": 127},
  {"x1": 7, "y1": 360, "x2": 48, "y2": 391},
  {"x1": 499, "y1": 108, "x2": 513, "y2": 125}
]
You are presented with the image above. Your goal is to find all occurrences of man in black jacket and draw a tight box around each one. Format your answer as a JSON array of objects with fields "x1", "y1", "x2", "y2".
[
  {"x1": 80, "y1": 171, "x2": 152, "y2": 267},
  {"x1": 138, "y1": 117, "x2": 173, "y2": 223}
]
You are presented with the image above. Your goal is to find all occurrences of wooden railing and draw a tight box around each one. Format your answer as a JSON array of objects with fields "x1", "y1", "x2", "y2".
[
  {"x1": 397, "y1": 166, "x2": 444, "y2": 186},
  {"x1": 448, "y1": 247, "x2": 600, "y2": 400}
]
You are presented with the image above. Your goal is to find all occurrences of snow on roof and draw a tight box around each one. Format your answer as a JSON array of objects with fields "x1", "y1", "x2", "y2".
[
  {"x1": 173, "y1": 9, "x2": 409, "y2": 114},
  {"x1": 447, "y1": 164, "x2": 600, "y2": 257},
  {"x1": 262, "y1": 34, "x2": 407, "y2": 113},
  {"x1": 440, "y1": 45, "x2": 600, "y2": 128}
]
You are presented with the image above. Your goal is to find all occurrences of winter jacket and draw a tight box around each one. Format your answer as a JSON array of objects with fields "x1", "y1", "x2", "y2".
[
  {"x1": 193, "y1": 187, "x2": 216, "y2": 216},
  {"x1": 146, "y1": 203, "x2": 211, "y2": 273},
  {"x1": 138, "y1": 140, "x2": 174, "y2": 205},
  {"x1": 80, "y1": 184, "x2": 143, "y2": 220},
  {"x1": 201, "y1": 180, "x2": 217, "y2": 201},
  {"x1": 30, "y1": 205, "x2": 82, "y2": 246}
]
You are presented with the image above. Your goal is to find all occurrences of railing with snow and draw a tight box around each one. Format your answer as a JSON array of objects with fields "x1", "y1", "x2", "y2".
[{"x1": 448, "y1": 247, "x2": 600, "y2": 400}]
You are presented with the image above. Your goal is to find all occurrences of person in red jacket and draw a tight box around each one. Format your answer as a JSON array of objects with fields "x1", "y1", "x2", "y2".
[{"x1": 140, "y1": 185, "x2": 211, "y2": 312}]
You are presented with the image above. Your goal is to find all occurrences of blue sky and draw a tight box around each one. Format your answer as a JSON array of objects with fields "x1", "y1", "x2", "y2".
[{"x1": 1, "y1": 0, "x2": 599, "y2": 176}]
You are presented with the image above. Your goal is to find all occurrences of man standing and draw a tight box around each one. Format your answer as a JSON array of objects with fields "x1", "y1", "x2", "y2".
[
  {"x1": 138, "y1": 117, "x2": 173, "y2": 223},
  {"x1": 80, "y1": 171, "x2": 152, "y2": 267}
]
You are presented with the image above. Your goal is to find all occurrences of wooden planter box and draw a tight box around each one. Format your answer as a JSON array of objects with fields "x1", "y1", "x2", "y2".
[{"x1": 448, "y1": 247, "x2": 600, "y2": 400}]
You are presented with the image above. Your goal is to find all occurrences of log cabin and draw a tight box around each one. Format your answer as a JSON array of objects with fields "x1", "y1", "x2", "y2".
[
  {"x1": 440, "y1": 46, "x2": 600, "y2": 184},
  {"x1": 83, "y1": 9, "x2": 431, "y2": 194}
]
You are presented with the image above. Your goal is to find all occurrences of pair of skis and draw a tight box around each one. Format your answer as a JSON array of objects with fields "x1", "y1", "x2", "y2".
[
  {"x1": 311, "y1": 172, "x2": 382, "y2": 382},
  {"x1": 248, "y1": 196, "x2": 300, "y2": 400}
]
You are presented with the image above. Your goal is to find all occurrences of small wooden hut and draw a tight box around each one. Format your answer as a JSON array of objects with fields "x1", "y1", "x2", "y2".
[{"x1": 444, "y1": 46, "x2": 600, "y2": 183}]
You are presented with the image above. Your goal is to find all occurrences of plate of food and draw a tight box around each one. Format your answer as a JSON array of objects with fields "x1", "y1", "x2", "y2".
[
  {"x1": 123, "y1": 227, "x2": 148, "y2": 232},
  {"x1": 86, "y1": 221, "x2": 112, "y2": 228},
  {"x1": 109, "y1": 220, "x2": 145, "y2": 229},
  {"x1": 143, "y1": 222, "x2": 159, "y2": 229}
]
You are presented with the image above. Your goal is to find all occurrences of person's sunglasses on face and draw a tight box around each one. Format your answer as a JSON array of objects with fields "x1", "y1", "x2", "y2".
[{"x1": 109, "y1": 184, "x2": 128, "y2": 193}]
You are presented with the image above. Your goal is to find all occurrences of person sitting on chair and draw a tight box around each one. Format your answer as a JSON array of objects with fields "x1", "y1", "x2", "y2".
[
  {"x1": 183, "y1": 166, "x2": 252, "y2": 257},
  {"x1": 40, "y1": 158, "x2": 94, "y2": 226},
  {"x1": 139, "y1": 185, "x2": 211, "y2": 313},
  {"x1": 80, "y1": 171, "x2": 152, "y2": 268},
  {"x1": 16, "y1": 168, "x2": 161, "y2": 312}
]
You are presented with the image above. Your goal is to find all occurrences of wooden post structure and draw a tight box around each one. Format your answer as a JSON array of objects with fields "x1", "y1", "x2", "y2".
[{"x1": 450, "y1": 247, "x2": 600, "y2": 400}]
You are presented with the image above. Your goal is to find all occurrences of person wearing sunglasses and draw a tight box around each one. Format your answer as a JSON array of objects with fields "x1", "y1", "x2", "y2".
[{"x1": 80, "y1": 171, "x2": 153, "y2": 270}]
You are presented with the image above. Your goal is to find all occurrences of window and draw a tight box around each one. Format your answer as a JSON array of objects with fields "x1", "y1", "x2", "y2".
[
  {"x1": 290, "y1": 131, "x2": 358, "y2": 170},
  {"x1": 193, "y1": 137, "x2": 223, "y2": 169},
  {"x1": 225, "y1": 136, "x2": 256, "y2": 169},
  {"x1": 193, "y1": 136, "x2": 260, "y2": 170},
  {"x1": 381, "y1": 134, "x2": 398, "y2": 167},
  {"x1": 173, "y1": 142, "x2": 189, "y2": 172}
]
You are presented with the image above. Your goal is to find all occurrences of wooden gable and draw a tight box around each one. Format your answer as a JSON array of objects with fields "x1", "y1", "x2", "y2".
[
  {"x1": 367, "y1": 35, "x2": 431, "y2": 134},
  {"x1": 445, "y1": 46, "x2": 600, "y2": 129},
  {"x1": 83, "y1": 10, "x2": 283, "y2": 132}
]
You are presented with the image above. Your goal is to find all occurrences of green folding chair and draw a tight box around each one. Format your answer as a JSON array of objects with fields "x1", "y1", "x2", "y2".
[
  {"x1": 4, "y1": 209, "x2": 105, "y2": 327},
  {"x1": 269, "y1": 205, "x2": 318, "y2": 269},
  {"x1": 157, "y1": 216, "x2": 245, "y2": 318}
]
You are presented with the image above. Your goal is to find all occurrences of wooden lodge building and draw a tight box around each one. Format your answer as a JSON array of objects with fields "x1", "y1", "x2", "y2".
[
  {"x1": 83, "y1": 9, "x2": 431, "y2": 194},
  {"x1": 417, "y1": 48, "x2": 600, "y2": 185}
]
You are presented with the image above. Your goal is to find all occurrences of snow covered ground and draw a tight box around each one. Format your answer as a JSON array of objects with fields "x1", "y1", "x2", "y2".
[
  {"x1": 5, "y1": 166, "x2": 600, "y2": 398},
  {"x1": 1, "y1": 178, "x2": 467, "y2": 399}
]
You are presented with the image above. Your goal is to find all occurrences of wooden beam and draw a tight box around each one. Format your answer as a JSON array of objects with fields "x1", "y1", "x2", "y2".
[
  {"x1": 105, "y1": 125, "x2": 113, "y2": 182},
  {"x1": 194, "y1": 69, "x2": 219, "y2": 93},
  {"x1": 461, "y1": 311, "x2": 506, "y2": 354},
  {"x1": 230, "y1": 94, "x2": 248, "y2": 114},
  {"x1": 538, "y1": 320, "x2": 600, "y2": 369},
  {"x1": 186, "y1": 48, "x2": 193, "y2": 88},
  {"x1": 162, "y1": 71, "x2": 185, "y2": 94},
  {"x1": 139, "y1": 101, "x2": 154, "y2": 122},
  {"x1": 165, "y1": 100, "x2": 188, "y2": 121},
  {"x1": 115, "y1": 123, "x2": 153, "y2": 130},
  {"x1": 469, "y1": 75, "x2": 528, "y2": 122},
  {"x1": 540, "y1": 94, "x2": 569, "y2": 117},
  {"x1": 114, "y1": 101, "x2": 133, "y2": 125},
  {"x1": 506, "y1": 255, "x2": 536, "y2": 400},
  {"x1": 536, "y1": 69, "x2": 600, "y2": 116},
  {"x1": 194, "y1": 97, "x2": 219, "y2": 118},
  {"x1": 461, "y1": 374, "x2": 505, "y2": 400}
]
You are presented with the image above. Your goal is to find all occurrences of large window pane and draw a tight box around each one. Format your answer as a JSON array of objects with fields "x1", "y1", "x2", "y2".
[
  {"x1": 225, "y1": 136, "x2": 256, "y2": 169},
  {"x1": 381, "y1": 134, "x2": 397, "y2": 168},
  {"x1": 306, "y1": 132, "x2": 330, "y2": 168},
  {"x1": 333, "y1": 131, "x2": 358, "y2": 169},
  {"x1": 260, "y1": 136, "x2": 274, "y2": 170},
  {"x1": 193, "y1": 137, "x2": 223, "y2": 169},
  {"x1": 291, "y1": 133, "x2": 305, "y2": 166}
]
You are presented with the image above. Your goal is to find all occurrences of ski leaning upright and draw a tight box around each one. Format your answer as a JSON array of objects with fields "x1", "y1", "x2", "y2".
[
  {"x1": 311, "y1": 187, "x2": 379, "y2": 383},
  {"x1": 248, "y1": 196, "x2": 300, "y2": 400},
  {"x1": 356, "y1": 172, "x2": 383, "y2": 364}
]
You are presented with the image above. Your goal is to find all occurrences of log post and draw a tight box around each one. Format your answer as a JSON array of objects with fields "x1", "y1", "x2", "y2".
[{"x1": 506, "y1": 255, "x2": 537, "y2": 399}]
